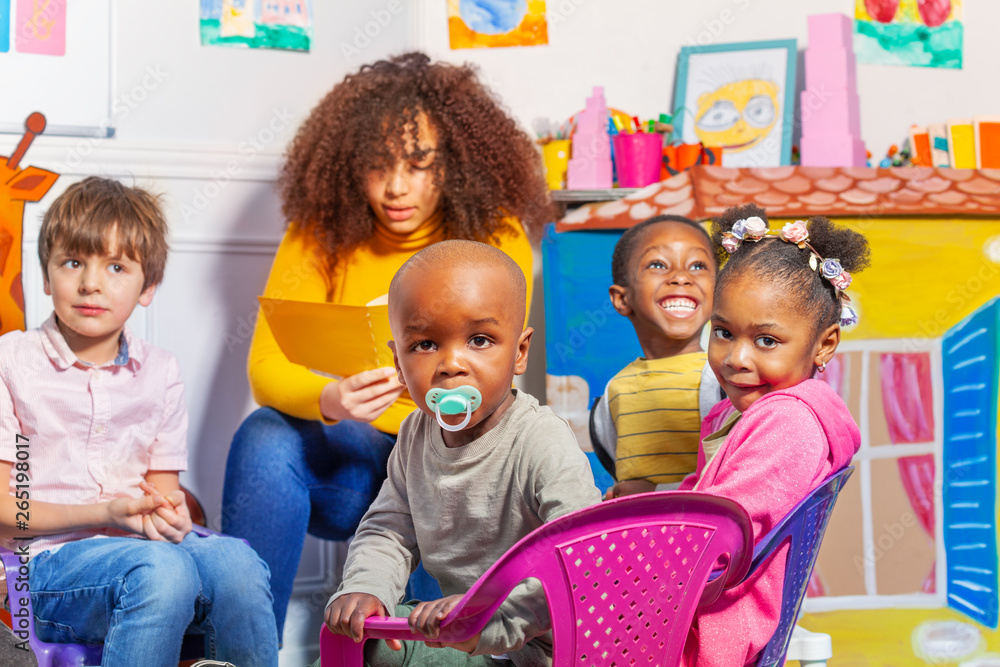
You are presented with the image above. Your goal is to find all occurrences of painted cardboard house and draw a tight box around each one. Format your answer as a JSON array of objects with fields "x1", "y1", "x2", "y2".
[{"x1": 544, "y1": 165, "x2": 1000, "y2": 665}]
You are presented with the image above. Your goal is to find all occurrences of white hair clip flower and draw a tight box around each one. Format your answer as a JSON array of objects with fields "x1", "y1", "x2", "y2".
[{"x1": 722, "y1": 216, "x2": 769, "y2": 253}]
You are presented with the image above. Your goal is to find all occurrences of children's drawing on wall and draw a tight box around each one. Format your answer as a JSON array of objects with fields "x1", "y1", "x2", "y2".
[
  {"x1": 672, "y1": 41, "x2": 797, "y2": 168},
  {"x1": 447, "y1": 0, "x2": 548, "y2": 49},
  {"x1": 855, "y1": 0, "x2": 963, "y2": 69},
  {"x1": 200, "y1": 0, "x2": 312, "y2": 52},
  {"x1": 14, "y1": 0, "x2": 66, "y2": 56}
]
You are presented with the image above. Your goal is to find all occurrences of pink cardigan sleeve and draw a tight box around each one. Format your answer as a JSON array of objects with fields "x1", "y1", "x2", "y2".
[{"x1": 682, "y1": 397, "x2": 834, "y2": 667}]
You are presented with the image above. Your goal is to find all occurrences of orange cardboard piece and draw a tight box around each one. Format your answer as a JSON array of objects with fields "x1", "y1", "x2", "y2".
[
  {"x1": 258, "y1": 296, "x2": 395, "y2": 378},
  {"x1": 974, "y1": 116, "x2": 1000, "y2": 169},
  {"x1": 909, "y1": 126, "x2": 932, "y2": 167}
]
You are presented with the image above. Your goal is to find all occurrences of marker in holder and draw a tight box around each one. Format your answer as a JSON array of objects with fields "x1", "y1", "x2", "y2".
[{"x1": 425, "y1": 386, "x2": 482, "y2": 432}]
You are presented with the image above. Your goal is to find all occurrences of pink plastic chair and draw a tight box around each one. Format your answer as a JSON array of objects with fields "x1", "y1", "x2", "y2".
[{"x1": 320, "y1": 491, "x2": 753, "y2": 666}]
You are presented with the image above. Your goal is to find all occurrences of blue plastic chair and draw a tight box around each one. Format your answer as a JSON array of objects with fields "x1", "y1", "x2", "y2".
[
  {"x1": 0, "y1": 524, "x2": 220, "y2": 667},
  {"x1": 748, "y1": 466, "x2": 854, "y2": 667}
]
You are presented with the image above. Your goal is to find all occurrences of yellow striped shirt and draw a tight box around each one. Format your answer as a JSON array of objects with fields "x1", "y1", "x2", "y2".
[{"x1": 609, "y1": 352, "x2": 706, "y2": 484}]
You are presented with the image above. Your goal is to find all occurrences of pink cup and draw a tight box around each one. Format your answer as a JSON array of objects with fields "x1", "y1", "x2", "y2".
[{"x1": 613, "y1": 133, "x2": 664, "y2": 188}]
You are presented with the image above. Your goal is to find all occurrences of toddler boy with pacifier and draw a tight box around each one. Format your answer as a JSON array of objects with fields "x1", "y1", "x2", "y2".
[{"x1": 324, "y1": 240, "x2": 601, "y2": 666}]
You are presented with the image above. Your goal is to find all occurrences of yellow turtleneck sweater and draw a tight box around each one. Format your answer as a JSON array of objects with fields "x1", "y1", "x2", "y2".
[{"x1": 247, "y1": 213, "x2": 533, "y2": 435}]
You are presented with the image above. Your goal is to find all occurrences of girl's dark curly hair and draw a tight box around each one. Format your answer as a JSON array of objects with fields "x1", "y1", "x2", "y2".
[
  {"x1": 711, "y1": 203, "x2": 871, "y2": 334},
  {"x1": 279, "y1": 52, "x2": 553, "y2": 274}
]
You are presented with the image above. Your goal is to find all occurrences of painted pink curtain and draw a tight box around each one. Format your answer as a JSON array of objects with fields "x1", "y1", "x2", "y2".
[{"x1": 879, "y1": 353, "x2": 936, "y2": 592}]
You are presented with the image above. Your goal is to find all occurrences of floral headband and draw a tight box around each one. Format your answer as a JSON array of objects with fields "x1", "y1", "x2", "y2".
[{"x1": 722, "y1": 217, "x2": 859, "y2": 327}]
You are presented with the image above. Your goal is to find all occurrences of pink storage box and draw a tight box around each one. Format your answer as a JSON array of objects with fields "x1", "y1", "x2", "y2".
[
  {"x1": 800, "y1": 88, "x2": 861, "y2": 136},
  {"x1": 808, "y1": 13, "x2": 853, "y2": 50},
  {"x1": 804, "y1": 48, "x2": 857, "y2": 93},
  {"x1": 800, "y1": 134, "x2": 867, "y2": 167}
]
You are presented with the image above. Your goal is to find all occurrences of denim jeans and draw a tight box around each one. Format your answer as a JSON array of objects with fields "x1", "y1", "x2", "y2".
[
  {"x1": 28, "y1": 532, "x2": 278, "y2": 667},
  {"x1": 221, "y1": 407, "x2": 441, "y2": 640}
]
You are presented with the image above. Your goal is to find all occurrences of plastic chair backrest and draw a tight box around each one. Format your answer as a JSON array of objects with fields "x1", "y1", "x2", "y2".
[
  {"x1": 751, "y1": 466, "x2": 854, "y2": 667},
  {"x1": 0, "y1": 524, "x2": 218, "y2": 667},
  {"x1": 322, "y1": 491, "x2": 754, "y2": 666}
]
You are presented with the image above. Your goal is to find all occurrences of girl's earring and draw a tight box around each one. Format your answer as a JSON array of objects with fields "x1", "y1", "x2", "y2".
[{"x1": 818, "y1": 362, "x2": 827, "y2": 373}]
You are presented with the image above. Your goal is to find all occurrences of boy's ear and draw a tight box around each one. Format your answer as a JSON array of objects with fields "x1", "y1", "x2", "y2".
[
  {"x1": 814, "y1": 323, "x2": 841, "y2": 369},
  {"x1": 138, "y1": 283, "x2": 156, "y2": 308},
  {"x1": 387, "y1": 340, "x2": 406, "y2": 386},
  {"x1": 609, "y1": 285, "x2": 632, "y2": 317},
  {"x1": 42, "y1": 273, "x2": 50, "y2": 296},
  {"x1": 512, "y1": 327, "x2": 533, "y2": 376}
]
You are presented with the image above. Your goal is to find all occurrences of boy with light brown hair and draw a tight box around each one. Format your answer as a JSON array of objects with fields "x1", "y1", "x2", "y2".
[{"x1": 0, "y1": 177, "x2": 278, "y2": 666}]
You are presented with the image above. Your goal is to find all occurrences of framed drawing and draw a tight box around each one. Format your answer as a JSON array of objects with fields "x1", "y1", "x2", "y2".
[{"x1": 672, "y1": 40, "x2": 797, "y2": 167}]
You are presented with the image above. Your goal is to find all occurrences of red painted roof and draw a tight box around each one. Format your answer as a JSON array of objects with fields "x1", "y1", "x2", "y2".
[{"x1": 556, "y1": 166, "x2": 1000, "y2": 231}]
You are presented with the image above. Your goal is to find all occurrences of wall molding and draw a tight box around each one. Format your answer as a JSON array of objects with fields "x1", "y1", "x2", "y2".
[
  {"x1": 166, "y1": 237, "x2": 282, "y2": 255},
  {"x1": 24, "y1": 234, "x2": 282, "y2": 256},
  {"x1": 0, "y1": 136, "x2": 284, "y2": 182}
]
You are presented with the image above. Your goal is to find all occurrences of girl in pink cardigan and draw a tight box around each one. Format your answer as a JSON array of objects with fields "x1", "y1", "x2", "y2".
[{"x1": 678, "y1": 204, "x2": 869, "y2": 666}]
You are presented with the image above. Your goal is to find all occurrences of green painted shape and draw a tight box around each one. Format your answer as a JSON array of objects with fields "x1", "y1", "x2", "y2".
[
  {"x1": 200, "y1": 19, "x2": 311, "y2": 52},
  {"x1": 854, "y1": 19, "x2": 962, "y2": 69}
]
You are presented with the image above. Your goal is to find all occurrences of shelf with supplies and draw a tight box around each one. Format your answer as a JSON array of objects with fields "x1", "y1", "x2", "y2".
[{"x1": 549, "y1": 189, "x2": 640, "y2": 203}]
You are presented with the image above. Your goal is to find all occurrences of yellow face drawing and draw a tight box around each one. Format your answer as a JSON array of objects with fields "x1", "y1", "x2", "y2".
[{"x1": 694, "y1": 79, "x2": 779, "y2": 153}]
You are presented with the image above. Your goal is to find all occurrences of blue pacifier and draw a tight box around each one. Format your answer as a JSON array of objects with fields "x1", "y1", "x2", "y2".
[{"x1": 425, "y1": 386, "x2": 482, "y2": 432}]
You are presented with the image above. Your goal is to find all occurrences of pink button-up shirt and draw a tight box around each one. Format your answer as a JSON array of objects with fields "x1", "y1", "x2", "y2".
[{"x1": 0, "y1": 314, "x2": 188, "y2": 555}]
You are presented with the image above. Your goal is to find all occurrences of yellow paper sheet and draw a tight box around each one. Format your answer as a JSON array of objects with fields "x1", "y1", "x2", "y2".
[
  {"x1": 258, "y1": 297, "x2": 395, "y2": 378},
  {"x1": 947, "y1": 119, "x2": 976, "y2": 168}
]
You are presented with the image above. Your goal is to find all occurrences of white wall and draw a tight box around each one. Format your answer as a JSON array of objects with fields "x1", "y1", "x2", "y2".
[
  {"x1": 412, "y1": 0, "x2": 1000, "y2": 163},
  {"x1": 114, "y1": 2, "x2": 411, "y2": 144}
]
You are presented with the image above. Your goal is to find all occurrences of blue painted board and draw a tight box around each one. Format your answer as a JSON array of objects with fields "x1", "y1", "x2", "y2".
[{"x1": 942, "y1": 297, "x2": 999, "y2": 628}]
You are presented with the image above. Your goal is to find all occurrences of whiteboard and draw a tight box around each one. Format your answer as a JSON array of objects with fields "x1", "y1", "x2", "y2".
[{"x1": 0, "y1": 0, "x2": 113, "y2": 137}]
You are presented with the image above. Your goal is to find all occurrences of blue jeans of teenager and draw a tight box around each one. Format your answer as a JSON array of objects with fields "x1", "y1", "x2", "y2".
[
  {"x1": 221, "y1": 407, "x2": 441, "y2": 640},
  {"x1": 28, "y1": 532, "x2": 278, "y2": 667}
]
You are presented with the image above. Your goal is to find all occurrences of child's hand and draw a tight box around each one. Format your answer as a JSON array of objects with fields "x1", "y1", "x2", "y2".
[
  {"x1": 320, "y1": 367, "x2": 406, "y2": 423},
  {"x1": 604, "y1": 479, "x2": 657, "y2": 500},
  {"x1": 139, "y1": 482, "x2": 192, "y2": 543},
  {"x1": 409, "y1": 595, "x2": 480, "y2": 653},
  {"x1": 106, "y1": 494, "x2": 165, "y2": 536},
  {"x1": 325, "y1": 593, "x2": 401, "y2": 651}
]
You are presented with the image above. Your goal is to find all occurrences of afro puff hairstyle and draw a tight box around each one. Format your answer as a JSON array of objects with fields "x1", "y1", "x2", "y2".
[{"x1": 710, "y1": 203, "x2": 871, "y2": 334}]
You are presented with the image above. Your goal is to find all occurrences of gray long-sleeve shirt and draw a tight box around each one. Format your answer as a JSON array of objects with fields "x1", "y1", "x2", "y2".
[{"x1": 330, "y1": 389, "x2": 602, "y2": 665}]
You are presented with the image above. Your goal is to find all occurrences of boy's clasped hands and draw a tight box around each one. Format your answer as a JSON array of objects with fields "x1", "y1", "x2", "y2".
[{"x1": 106, "y1": 481, "x2": 192, "y2": 544}]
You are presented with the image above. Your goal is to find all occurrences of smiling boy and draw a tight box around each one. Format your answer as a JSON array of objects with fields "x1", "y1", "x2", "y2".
[
  {"x1": 324, "y1": 240, "x2": 601, "y2": 667},
  {"x1": 600, "y1": 215, "x2": 721, "y2": 498}
]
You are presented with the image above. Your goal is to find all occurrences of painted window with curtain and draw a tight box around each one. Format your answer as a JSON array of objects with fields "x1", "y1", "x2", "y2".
[{"x1": 806, "y1": 341, "x2": 942, "y2": 611}]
